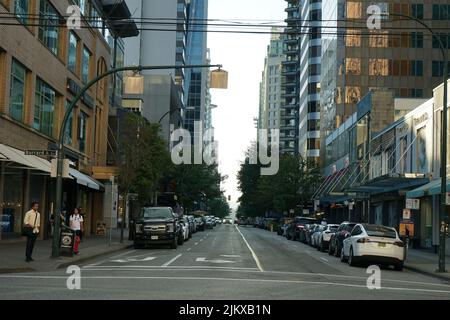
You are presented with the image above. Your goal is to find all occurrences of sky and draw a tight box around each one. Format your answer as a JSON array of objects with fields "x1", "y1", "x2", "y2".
[{"x1": 207, "y1": 0, "x2": 286, "y2": 212}]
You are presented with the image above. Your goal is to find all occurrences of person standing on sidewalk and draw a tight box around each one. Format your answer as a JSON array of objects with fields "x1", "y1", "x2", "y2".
[
  {"x1": 77, "y1": 207, "x2": 85, "y2": 241},
  {"x1": 23, "y1": 202, "x2": 40, "y2": 262},
  {"x1": 70, "y1": 208, "x2": 84, "y2": 255}
]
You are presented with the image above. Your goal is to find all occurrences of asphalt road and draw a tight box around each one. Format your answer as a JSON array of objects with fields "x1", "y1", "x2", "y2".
[{"x1": 1, "y1": 224, "x2": 450, "y2": 300}]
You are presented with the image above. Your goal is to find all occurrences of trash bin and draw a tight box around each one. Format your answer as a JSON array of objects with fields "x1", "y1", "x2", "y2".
[{"x1": 60, "y1": 226, "x2": 75, "y2": 257}]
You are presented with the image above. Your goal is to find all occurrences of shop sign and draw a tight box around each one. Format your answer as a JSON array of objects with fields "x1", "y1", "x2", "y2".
[
  {"x1": 399, "y1": 220, "x2": 414, "y2": 237},
  {"x1": 402, "y1": 209, "x2": 411, "y2": 220},
  {"x1": 405, "y1": 198, "x2": 420, "y2": 210}
]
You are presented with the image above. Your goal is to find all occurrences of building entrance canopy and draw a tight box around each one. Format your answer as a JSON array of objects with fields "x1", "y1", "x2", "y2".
[{"x1": 406, "y1": 178, "x2": 450, "y2": 198}]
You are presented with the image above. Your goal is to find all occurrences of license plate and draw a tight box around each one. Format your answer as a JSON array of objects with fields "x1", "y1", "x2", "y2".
[
  {"x1": 378, "y1": 242, "x2": 386, "y2": 247},
  {"x1": 151, "y1": 236, "x2": 158, "y2": 240}
]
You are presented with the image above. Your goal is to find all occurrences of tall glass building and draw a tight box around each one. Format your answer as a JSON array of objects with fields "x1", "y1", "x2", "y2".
[{"x1": 184, "y1": 0, "x2": 209, "y2": 142}]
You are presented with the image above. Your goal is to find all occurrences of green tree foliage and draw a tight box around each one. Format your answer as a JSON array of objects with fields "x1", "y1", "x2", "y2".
[
  {"x1": 207, "y1": 196, "x2": 231, "y2": 218},
  {"x1": 237, "y1": 146, "x2": 322, "y2": 218},
  {"x1": 118, "y1": 113, "x2": 170, "y2": 205}
]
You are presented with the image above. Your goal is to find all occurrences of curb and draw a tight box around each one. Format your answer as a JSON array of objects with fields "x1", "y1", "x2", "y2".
[
  {"x1": 0, "y1": 268, "x2": 35, "y2": 274},
  {"x1": 56, "y1": 244, "x2": 133, "y2": 269},
  {"x1": 404, "y1": 264, "x2": 450, "y2": 283}
]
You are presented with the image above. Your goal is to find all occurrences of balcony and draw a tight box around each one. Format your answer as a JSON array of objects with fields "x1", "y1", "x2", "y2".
[
  {"x1": 284, "y1": 38, "x2": 298, "y2": 45},
  {"x1": 282, "y1": 103, "x2": 299, "y2": 110},
  {"x1": 282, "y1": 91, "x2": 297, "y2": 99}
]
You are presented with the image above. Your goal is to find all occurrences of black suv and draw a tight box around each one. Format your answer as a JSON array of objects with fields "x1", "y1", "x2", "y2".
[
  {"x1": 328, "y1": 221, "x2": 357, "y2": 257},
  {"x1": 133, "y1": 207, "x2": 183, "y2": 249},
  {"x1": 286, "y1": 217, "x2": 318, "y2": 241}
]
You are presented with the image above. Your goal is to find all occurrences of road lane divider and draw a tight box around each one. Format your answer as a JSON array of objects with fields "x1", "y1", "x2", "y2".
[
  {"x1": 235, "y1": 225, "x2": 264, "y2": 272},
  {"x1": 161, "y1": 254, "x2": 182, "y2": 267}
]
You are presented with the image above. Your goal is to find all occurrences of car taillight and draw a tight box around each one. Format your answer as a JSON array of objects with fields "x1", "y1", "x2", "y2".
[
  {"x1": 296, "y1": 224, "x2": 304, "y2": 229},
  {"x1": 394, "y1": 241, "x2": 405, "y2": 247},
  {"x1": 357, "y1": 238, "x2": 367, "y2": 243}
]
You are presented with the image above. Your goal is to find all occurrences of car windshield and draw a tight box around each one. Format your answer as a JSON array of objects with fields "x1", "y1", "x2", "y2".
[
  {"x1": 364, "y1": 225, "x2": 397, "y2": 239},
  {"x1": 329, "y1": 226, "x2": 339, "y2": 232},
  {"x1": 141, "y1": 208, "x2": 173, "y2": 219}
]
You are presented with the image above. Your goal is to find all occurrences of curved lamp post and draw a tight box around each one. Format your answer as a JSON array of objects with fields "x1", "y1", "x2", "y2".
[
  {"x1": 381, "y1": 12, "x2": 448, "y2": 272},
  {"x1": 52, "y1": 64, "x2": 223, "y2": 257}
]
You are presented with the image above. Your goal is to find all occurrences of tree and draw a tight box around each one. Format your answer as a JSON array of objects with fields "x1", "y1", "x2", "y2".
[
  {"x1": 117, "y1": 113, "x2": 170, "y2": 206},
  {"x1": 207, "y1": 197, "x2": 231, "y2": 218}
]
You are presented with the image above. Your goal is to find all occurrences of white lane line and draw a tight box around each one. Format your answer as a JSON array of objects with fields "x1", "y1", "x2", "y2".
[
  {"x1": 221, "y1": 255, "x2": 241, "y2": 258},
  {"x1": 199, "y1": 239, "x2": 204, "y2": 242},
  {"x1": 194, "y1": 242, "x2": 199, "y2": 246},
  {"x1": 186, "y1": 248, "x2": 192, "y2": 252},
  {"x1": 320, "y1": 257, "x2": 329, "y2": 263},
  {"x1": 235, "y1": 225, "x2": 264, "y2": 272},
  {"x1": 161, "y1": 254, "x2": 182, "y2": 267},
  {"x1": 84, "y1": 250, "x2": 137, "y2": 267},
  {"x1": 4, "y1": 275, "x2": 449, "y2": 294},
  {"x1": 83, "y1": 265, "x2": 259, "y2": 271}
]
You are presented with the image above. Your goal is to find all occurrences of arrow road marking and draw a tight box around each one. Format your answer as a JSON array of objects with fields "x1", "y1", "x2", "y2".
[
  {"x1": 196, "y1": 257, "x2": 236, "y2": 264},
  {"x1": 162, "y1": 254, "x2": 182, "y2": 267},
  {"x1": 111, "y1": 256, "x2": 157, "y2": 263},
  {"x1": 221, "y1": 255, "x2": 241, "y2": 258}
]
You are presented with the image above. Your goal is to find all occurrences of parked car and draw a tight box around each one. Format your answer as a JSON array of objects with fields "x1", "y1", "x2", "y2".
[
  {"x1": 223, "y1": 218, "x2": 233, "y2": 224},
  {"x1": 277, "y1": 218, "x2": 292, "y2": 236},
  {"x1": 286, "y1": 217, "x2": 318, "y2": 241},
  {"x1": 195, "y1": 216, "x2": 206, "y2": 231},
  {"x1": 304, "y1": 224, "x2": 318, "y2": 245},
  {"x1": 133, "y1": 207, "x2": 182, "y2": 249},
  {"x1": 187, "y1": 215, "x2": 196, "y2": 235},
  {"x1": 205, "y1": 217, "x2": 214, "y2": 229},
  {"x1": 179, "y1": 216, "x2": 190, "y2": 241},
  {"x1": 340, "y1": 223, "x2": 405, "y2": 271},
  {"x1": 316, "y1": 224, "x2": 340, "y2": 252},
  {"x1": 311, "y1": 225, "x2": 326, "y2": 248},
  {"x1": 215, "y1": 217, "x2": 222, "y2": 224},
  {"x1": 329, "y1": 221, "x2": 357, "y2": 257}
]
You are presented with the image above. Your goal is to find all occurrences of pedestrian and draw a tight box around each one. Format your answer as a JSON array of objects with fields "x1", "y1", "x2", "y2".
[
  {"x1": 77, "y1": 207, "x2": 85, "y2": 241},
  {"x1": 23, "y1": 202, "x2": 41, "y2": 262},
  {"x1": 70, "y1": 208, "x2": 84, "y2": 255}
]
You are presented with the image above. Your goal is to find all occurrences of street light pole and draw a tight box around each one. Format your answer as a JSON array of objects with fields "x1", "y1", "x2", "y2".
[
  {"x1": 383, "y1": 13, "x2": 448, "y2": 272},
  {"x1": 51, "y1": 64, "x2": 222, "y2": 257}
]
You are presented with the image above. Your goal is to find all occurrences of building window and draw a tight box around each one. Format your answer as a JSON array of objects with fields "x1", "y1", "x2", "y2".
[
  {"x1": 433, "y1": 34, "x2": 450, "y2": 49},
  {"x1": 346, "y1": 29, "x2": 361, "y2": 47},
  {"x1": 369, "y1": 31, "x2": 388, "y2": 47},
  {"x1": 411, "y1": 4, "x2": 424, "y2": 19},
  {"x1": 345, "y1": 86, "x2": 361, "y2": 104},
  {"x1": 346, "y1": 58, "x2": 361, "y2": 75},
  {"x1": 38, "y1": 0, "x2": 60, "y2": 55},
  {"x1": 309, "y1": 27, "x2": 321, "y2": 40},
  {"x1": 410, "y1": 60, "x2": 423, "y2": 77},
  {"x1": 309, "y1": 64, "x2": 321, "y2": 76},
  {"x1": 9, "y1": 59, "x2": 27, "y2": 122},
  {"x1": 346, "y1": 2, "x2": 362, "y2": 19},
  {"x1": 411, "y1": 32, "x2": 423, "y2": 48},
  {"x1": 82, "y1": 46, "x2": 91, "y2": 83},
  {"x1": 68, "y1": 32, "x2": 78, "y2": 74},
  {"x1": 78, "y1": 111, "x2": 88, "y2": 153},
  {"x1": 34, "y1": 78, "x2": 56, "y2": 137},
  {"x1": 432, "y1": 61, "x2": 450, "y2": 77},
  {"x1": 369, "y1": 59, "x2": 389, "y2": 76},
  {"x1": 14, "y1": 0, "x2": 28, "y2": 24}
]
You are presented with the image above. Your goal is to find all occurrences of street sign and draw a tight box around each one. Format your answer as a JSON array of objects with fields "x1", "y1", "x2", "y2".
[
  {"x1": 303, "y1": 209, "x2": 309, "y2": 215},
  {"x1": 405, "y1": 198, "x2": 420, "y2": 210},
  {"x1": 403, "y1": 209, "x2": 411, "y2": 220},
  {"x1": 25, "y1": 149, "x2": 57, "y2": 157}
]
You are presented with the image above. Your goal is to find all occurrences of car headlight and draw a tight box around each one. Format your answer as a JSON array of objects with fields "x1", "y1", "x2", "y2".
[
  {"x1": 166, "y1": 223, "x2": 174, "y2": 233},
  {"x1": 135, "y1": 224, "x2": 143, "y2": 234}
]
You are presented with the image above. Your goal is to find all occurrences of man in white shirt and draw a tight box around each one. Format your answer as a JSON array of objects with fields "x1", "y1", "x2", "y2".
[
  {"x1": 23, "y1": 202, "x2": 41, "y2": 262},
  {"x1": 70, "y1": 208, "x2": 84, "y2": 254}
]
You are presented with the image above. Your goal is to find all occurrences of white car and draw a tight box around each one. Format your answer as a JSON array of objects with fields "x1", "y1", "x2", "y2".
[
  {"x1": 316, "y1": 224, "x2": 340, "y2": 252},
  {"x1": 341, "y1": 223, "x2": 405, "y2": 271},
  {"x1": 311, "y1": 225, "x2": 327, "y2": 248}
]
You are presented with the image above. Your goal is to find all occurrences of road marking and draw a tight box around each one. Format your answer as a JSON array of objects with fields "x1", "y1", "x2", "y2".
[
  {"x1": 4, "y1": 274, "x2": 449, "y2": 294},
  {"x1": 320, "y1": 257, "x2": 329, "y2": 263},
  {"x1": 186, "y1": 248, "x2": 192, "y2": 252},
  {"x1": 221, "y1": 255, "x2": 241, "y2": 258},
  {"x1": 194, "y1": 242, "x2": 199, "y2": 246},
  {"x1": 235, "y1": 225, "x2": 264, "y2": 272},
  {"x1": 196, "y1": 257, "x2": 236, "y2": 264},
  {"x1": 161, "y1": 254, "x2": 182, "y2": 267},
  {"x1": 83, "y1": 265, "x2": 259, "y2": 271},
  {"x1": 111, "y1": 256, "x2": 157, "y2": 263},
  {"x1": 199, "y1": 239, "x2": 204, "y2": 242},
  {"x1": 84, "y1": 250, "x2": 137, "y2": 267}
]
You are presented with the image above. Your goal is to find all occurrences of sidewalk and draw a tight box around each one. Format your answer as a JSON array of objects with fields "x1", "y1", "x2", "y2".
[
  {"x1": 0, "y1": 229, "x2": 132, "y2": 274},
  {"x1": 404, "y1": 248, "x2": 450, "y2": 281}
]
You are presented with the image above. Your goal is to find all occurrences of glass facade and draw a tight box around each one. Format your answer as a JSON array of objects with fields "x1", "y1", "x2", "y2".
[
  {"x1": 38, "y1": 0, "x2": 60, "y2": 55},
  {"x1": 82, "y1": 46, "x2": 91, "y2": 84},
  {"x1": 34, "y1": 78, "x2": 56, "y2": 137},
  {"x1": 9, "y1": 59, "x2": 26, "y2": 122},
  {"x1": 14, "y1": 0, "x2": 28, "y2": 24},
  {"x1": 68, "y1": 32, "x2": 78, "y2": 74}
]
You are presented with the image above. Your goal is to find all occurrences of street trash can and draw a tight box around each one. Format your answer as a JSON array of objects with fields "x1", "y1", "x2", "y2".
[{"x1": 60, "y1": 226, "x2": 75, "y2": 257}]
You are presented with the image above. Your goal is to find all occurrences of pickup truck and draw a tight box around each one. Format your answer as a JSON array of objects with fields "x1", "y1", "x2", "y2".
[{"x1": 133, "y1": 207, "x2": 184, "y2": 249}]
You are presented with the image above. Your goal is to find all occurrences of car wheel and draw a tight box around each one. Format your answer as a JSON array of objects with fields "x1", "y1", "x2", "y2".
[
  {"x1": 394, "y1": 263, "x2": 404, "y2": 271},
  {"x1": 328, "y1": 242, "x2": 334, "y2": 255},
  {"x1": 320, "y1": 240, "x2": 326, "y2": 252},
  {"x1": 178, "y1": 234, "x2": 184, "y2": 245},
  {"x1": 340, "y1": 246, "x2": 347, "y2": 262},
  {"x1": 170, "y1": 238, "x2": 178, "y2": 249},
  {"x1": 335, "y1": 244, "x2": 341, "y2": 257},
  {"x1": 133, "y1": 243, "x2": 143, "y2": 249},
  {"x1": 348, "y1": 247, "x2": 357, "y2": 266}
]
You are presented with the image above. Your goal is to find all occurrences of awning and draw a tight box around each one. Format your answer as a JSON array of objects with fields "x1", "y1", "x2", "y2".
[
  {"x1": 69, "y1": 169, "x2": 104, "y2": 191},
  {"x1": 0, "y1": 143, "x2": 51, "y2": 173},
  {"x1": 406, "y1": 178, "x2": 450, "y2": 198},
  {"x1": 347, "y1": 173, "x2": 429, "y2": 196}
]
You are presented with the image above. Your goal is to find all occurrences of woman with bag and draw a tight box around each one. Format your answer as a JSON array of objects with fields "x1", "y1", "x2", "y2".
[
  {"x1": 70, "y1": 208, "x2": 84, "y2": 255},
  {"x1": 23, "y1": 202, "x2": 41, "y2": 262}
]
